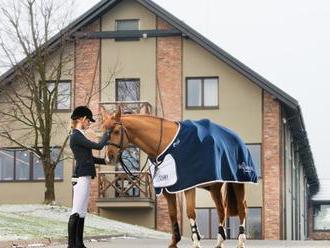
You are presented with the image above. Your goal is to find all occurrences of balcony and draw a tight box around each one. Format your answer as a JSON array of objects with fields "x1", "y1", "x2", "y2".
[{"x1": 96, "y1": 171, "x2": 155, "y2": 208}]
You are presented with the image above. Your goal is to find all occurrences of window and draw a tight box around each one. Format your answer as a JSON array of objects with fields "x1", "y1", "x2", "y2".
[
  {"x1": 115, "y1": 19, "x2": 139, "y2": 41},
  {"x1": 0, "y1": 150, "x2": 14, "y2": 181},
  {"x1": 15, "y1": 150, "x2": 30, "y2": 180},
  {"x1": 196, "y1": 207, "x2": 262, "y2": 239},
  {"x1": 247, "y1": 144, "x2": 261, "y2": 177},
  {"x1": 47, "y1": 81, "x2": 71, "y2": 110},
  {"x1": 313, "y1": 203, "x2": 330, "y2": 231},
  {"x1": 116, "y1": 79, "x2": 140, "y2": 102},
  {"x1": 116, "y1": 79, "x2": 142, "y2": 113},
  {"x1": 246, "y1": 208, "x2": 262, "y2": 239},
  {"x1": 0, "y1": 148, "x2": 64, "y2": 181},
  {"x1": 186, "y1": 77, "x2": 219, "y2": 108}
]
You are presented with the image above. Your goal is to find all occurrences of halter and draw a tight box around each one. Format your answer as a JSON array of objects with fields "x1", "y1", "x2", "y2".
[
  {"x1": 105, "y1": 118, "x2": 164, "y2": 182},
  {"x1": 107, "y1": 122, "x2": 129, "y2": 151}
]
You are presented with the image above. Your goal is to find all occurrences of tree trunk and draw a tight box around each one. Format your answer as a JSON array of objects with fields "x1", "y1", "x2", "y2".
[{"x1": 44, "y1": 162, "x2": 56, "y2": 204}]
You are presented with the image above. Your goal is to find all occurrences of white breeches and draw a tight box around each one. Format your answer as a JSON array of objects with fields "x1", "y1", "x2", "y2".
[{"x1": 71, "y1": 176, "x2": 91, "y2": 218}]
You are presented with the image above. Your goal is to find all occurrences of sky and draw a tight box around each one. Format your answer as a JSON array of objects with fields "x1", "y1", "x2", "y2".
[
  {"x1": 2, "y1": 0, "x2": 329, "y2": 179},
  {"x1": 75, "y1": 0, "x2": 330, "y2": 179}
]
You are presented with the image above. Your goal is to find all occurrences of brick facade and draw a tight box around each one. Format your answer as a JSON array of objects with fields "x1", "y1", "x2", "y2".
[
  {"x1": 74, "y1": 19, "x2": 101, "y2": 214},
  {"x1": 262, "y1": 91, "x2": 282, "y2": 239},
  {"x1": 156, "y1": 17, "x2": 183, "y2": 233}
]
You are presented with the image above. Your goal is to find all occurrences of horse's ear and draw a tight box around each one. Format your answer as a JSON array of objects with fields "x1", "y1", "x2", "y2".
[
  {"x1": 100, "y1": 106, "x2": 110, "y2": 122},
  {"x1": 114, "y1": 105, "x2": 121, "y2": 121}
]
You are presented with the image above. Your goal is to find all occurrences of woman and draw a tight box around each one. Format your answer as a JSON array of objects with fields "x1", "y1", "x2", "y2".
[{"x1": 68, "y1": 106, "x2": 110, "y2": 248}]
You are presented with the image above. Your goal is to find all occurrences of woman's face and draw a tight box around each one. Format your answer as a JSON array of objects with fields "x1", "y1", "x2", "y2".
[{"x1": 78, "y1": 117, "x2": 91, "y2": 130}]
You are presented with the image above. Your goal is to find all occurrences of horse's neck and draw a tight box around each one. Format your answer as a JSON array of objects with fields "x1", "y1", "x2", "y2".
[{"x1": 121, "y1": 115, "x2": 178, "y2": 158}]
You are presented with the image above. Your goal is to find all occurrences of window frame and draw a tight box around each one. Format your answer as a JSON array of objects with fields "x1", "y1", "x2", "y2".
[
  {"x1": 0, "y1": 147, "x2": 64, "y2": 183},
  {"x1": 115, "y1": 78, "x2": 140, "y2": 102},
  {"x1": 46, "y1": 80, "x2": 72, "y2": 112},
  {"x1": 185, "y1": 77, "x2": 219, "y2": 109},
  {"x1": 313, "y1": 201, "x2": 330, "y2": 231},
  {"x1": 115, "y1": 19, "x2": 140, "y2": 41}
]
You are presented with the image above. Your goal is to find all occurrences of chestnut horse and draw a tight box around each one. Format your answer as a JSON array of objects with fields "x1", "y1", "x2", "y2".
[{"x1": 101, "y1": 108, "x2": 248, "y2": 248}]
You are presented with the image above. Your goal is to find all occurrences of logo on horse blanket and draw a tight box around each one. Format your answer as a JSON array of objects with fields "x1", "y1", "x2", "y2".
[{"x1": 149, "y1": 119, "x2": 258, "y2": 196}]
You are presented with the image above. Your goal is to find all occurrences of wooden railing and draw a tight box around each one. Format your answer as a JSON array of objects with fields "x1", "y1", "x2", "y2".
[
  {"x1": 98, "y1": 171, "x2": 155, "y2": 201},
  {"x1": 99, "y1": 101, "x2": 152, "y2": 115}
]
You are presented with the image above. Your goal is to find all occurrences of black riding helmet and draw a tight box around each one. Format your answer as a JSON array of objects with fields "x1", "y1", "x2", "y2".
[{"x1": 71, "y1": 106, "x2": 96, "y2": 122}]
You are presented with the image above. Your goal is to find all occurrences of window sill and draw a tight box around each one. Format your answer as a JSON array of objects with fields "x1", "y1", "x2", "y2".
[
  {"x1": 53, "y1": 109, "x2": 71, "y2": 113},
  {"x1": 186, "y1": 106, "x2": 219, "y2": 110}
]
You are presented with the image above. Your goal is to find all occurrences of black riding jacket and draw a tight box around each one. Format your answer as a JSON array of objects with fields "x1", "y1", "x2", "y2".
[{"x1": 70, "y1": 129, "x2": 110, "y2": 178}]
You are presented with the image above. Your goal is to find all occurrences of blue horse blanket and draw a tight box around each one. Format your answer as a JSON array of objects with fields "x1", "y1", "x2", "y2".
[{"x1": 151, "y1": 119, "x2": 258, "y2": 195}]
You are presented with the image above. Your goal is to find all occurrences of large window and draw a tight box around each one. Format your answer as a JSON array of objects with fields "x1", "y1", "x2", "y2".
[
  {"x1": 247, "y1": 144, "x2": 261, "y2": 177},
  {"x1": 0, "y1": 148, "x2": 64, "y2": 181},
  {"x1": 313, "y1": 203, "x2": 330, "y2": 231},
  {"x1": 186, "y1": 77, "x2": 219, "y2": 109},
  {"x1": 196, "y1": 207, "x2": 262, "y2": 239},
  {"x1": 115, "y1": 19, "x2": 139, "y2": 41},
  {"x1": 47, "y1": 80, "x2": 71, "y2": 110}
]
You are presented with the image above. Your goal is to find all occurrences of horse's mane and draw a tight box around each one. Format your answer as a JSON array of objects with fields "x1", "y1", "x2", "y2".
[{"x1": 121, "y1": 114, "x2": 173, "y2": 123}]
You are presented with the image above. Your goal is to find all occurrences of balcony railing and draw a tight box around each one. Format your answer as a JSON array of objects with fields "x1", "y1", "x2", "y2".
[
  {"x1": 96, "y1": 171, "x2": 155, "y2": 208},
  {"x1": 99, "y1": 101, "x2": 152, "y2": 115}
]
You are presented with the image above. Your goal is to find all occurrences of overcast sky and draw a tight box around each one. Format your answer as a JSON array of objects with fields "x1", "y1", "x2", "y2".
[{"x1": 74, "y1": 0, "x2": 330, "y2": 179}]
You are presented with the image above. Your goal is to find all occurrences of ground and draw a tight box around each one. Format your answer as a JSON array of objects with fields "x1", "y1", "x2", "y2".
[
  {"x1": 1, "y1": 205, "x2": 330, "y2": 248},
  {"x1": 6, "y1": 238, "x2": 330, "y2": 248},
  {"x1": 0, "y1": 204, "x2": 168, "y2": 244}
]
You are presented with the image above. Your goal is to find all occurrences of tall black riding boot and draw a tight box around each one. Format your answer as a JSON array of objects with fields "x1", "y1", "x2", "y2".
[
  {"x1": 76, "y1": 217, "x2": 87, "y2": 248},
  {"x1": 67, "y1": 213, "x2": 79, "y2": 248}
]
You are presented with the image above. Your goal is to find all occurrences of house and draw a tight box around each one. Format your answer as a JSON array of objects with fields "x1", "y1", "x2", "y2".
[{"x1": 0, "y1": 0, "x2": 319, "y2": 240}]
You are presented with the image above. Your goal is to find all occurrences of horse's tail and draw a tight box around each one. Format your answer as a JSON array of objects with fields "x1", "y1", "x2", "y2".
[{"x1": 225, "y1": 183, "x2": 238, "y2": 216}]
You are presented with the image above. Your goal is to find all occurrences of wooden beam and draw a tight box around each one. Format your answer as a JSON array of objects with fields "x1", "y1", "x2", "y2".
[{"x1": 71, "y1": 29, "x2": 182, "y2": 39}]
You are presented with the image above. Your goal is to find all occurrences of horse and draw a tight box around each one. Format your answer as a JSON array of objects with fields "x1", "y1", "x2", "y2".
[{"x1": 101, "y1": 107, "x2": 255, "y2": 248}]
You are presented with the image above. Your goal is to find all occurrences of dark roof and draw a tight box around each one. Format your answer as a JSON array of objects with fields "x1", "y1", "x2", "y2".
[{"x1": 0, "y1": 0, "x2": 319, "y2": 194}]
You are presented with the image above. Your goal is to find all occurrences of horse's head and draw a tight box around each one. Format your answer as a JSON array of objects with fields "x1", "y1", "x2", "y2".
[{"x1": 101, "y1": 106, "x2": 129, "y2": 164}]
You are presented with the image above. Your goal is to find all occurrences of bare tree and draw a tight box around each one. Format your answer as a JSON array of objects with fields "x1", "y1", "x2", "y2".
[{"x1": 0, "y1": 0, "x2": 75, "y2": 204}]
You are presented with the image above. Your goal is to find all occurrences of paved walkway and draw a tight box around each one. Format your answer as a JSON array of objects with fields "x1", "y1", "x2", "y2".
[{"x1": 47, "y1": 238, "x2": 330, "y2": 248}]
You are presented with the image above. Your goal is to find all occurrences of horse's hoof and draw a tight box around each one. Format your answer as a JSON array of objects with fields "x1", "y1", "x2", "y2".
[
  {"x1": 237, "y1": 233, "x2": 246, "y2": 248},
  {"x1": 192, "y1": 243, "x2": 201, "y2": 248}
]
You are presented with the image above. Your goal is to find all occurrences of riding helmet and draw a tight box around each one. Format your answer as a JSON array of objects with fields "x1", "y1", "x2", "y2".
[{"x1": 71, "y1": 106, "x2": 96, "y2": 122}]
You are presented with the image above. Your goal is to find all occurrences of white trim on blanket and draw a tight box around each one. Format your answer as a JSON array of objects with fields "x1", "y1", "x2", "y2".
[
  {"x1": 155, "y1": 179, "x2": 259, "y2": 197},
  {"x1": 155, "y1": 122, "x2": 181, "y2": 164}
]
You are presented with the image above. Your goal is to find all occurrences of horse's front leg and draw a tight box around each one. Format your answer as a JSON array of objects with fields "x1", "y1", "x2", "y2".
[
  {"x1": 184, "y1": 189, "x2": 201, "y2": 248},
  {"x1": 233, "y1": 184, "x2": 247, "y2": 248},
  {"x1": 163, "y1": 191, "x2": 181, "y2": 248}
]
